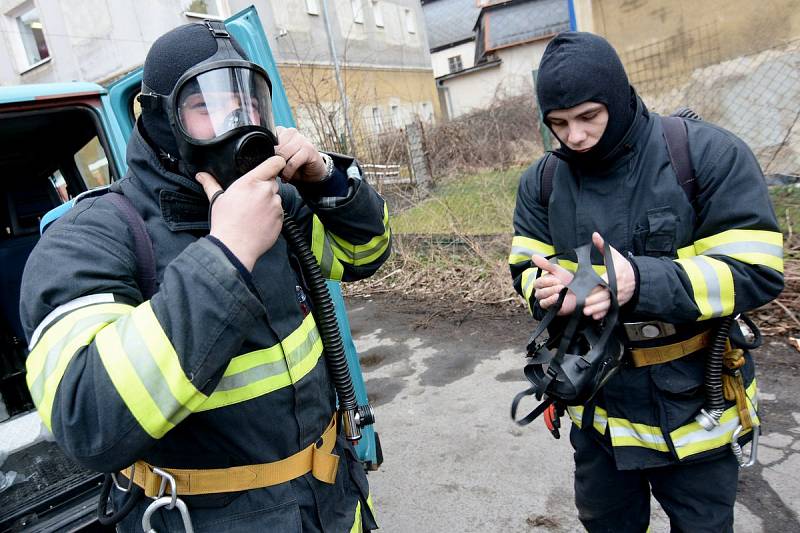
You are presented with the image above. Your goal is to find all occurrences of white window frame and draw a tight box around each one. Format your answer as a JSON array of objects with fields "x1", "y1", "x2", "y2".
[
  {"x1": 183, "y1": 0, "x2": 231, "y2": 20},
  {"x1": 404, "y1": 8, "x2": 416, "y2": 34},
  {"x1": 371, "y1": 106, "x2": 382, "y2": 133},
  {"x1": 447, "y1": 55, "x2": 463, "y2": 73},
  {"x1": 351, "y1": 0, "x2": 364, "y2": 24},
  {"x1": 305, "y1": 0, "x2": 320, "y2": 15},
  {"x1": 6, "y1": 1, "x2": 52, "y2": 73},
  {"x1": 371, "y1": 0, "x2": 384, "y2": 28}
]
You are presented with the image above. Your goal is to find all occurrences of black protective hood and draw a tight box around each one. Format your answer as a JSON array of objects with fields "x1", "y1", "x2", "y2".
[{"x1": 536, "y1": 32, "x2": 636, "y2": 165}]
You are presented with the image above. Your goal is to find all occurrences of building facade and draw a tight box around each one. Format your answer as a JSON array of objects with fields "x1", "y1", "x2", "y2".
[
  {"x1": 0, "y1": 0, "x2": 439, "y2": 146},
  {"x1": 422, "y1": 0, "x2": 569, "y2": 119}
]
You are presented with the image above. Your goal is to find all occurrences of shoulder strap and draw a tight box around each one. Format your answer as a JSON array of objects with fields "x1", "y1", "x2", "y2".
[
  {"x1": 106, "y1": 192, "x2": 158, "y2": 300},
  {"x1": 539, "y1": 153, "x2": 558, "y2": 206},
  {"x1": 661, "y1": 116, "x2": 697, "y2": 205}
]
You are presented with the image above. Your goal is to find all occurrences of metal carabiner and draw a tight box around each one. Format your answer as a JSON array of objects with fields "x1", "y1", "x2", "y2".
[
  {"x1": 112, "y1": 464, "x2": 136, "y2": 493},
  {"x1": 730, "y1": 424, "x2": 759, "y2": 468},
  {"x1": 152, "y1": 467, "x2": 178, "y2": 509},
  {"x1": 141, "y1": 496, "x2": 194, "y2": 533}
]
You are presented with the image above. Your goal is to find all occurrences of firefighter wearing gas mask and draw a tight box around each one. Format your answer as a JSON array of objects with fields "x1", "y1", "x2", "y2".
[
  {"x1": 20, "y1": 21, "x2": 388, "y2": 532},
  {"x1": 509, "y1": 32, "x2": 783, "y2": 532}
]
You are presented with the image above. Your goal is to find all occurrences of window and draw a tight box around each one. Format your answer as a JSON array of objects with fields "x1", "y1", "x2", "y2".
[
  {"x1": 372, "y1": 107, "x2": 382, "y2": 133},
  {"x1": 351, "y1": 0, "x2": 363, "y2": 24},
  {"x1": 404, "y1": 8, "x2": 416, "y2": 34},
  {"x1": 183, "y1": 0, "x2": 230, "y2": 19},
  {"x1": 372, "y1": 0, "x2": 384, "y2": 27},
  {"x1": 447, "y1": 55, "x2": 463, "y2": 73},
  {"x1": 305, "y1": 0, "x2": 320, "y2": 15},
  {"x1": 15, "y1": 5, "x2": 49, "y2": 68},
  {"x1": 75, "y1": 137, "x2": 111, "y2": 189},
  {"x1": 391, "y1": 105, "x2": 401, "y2": 128}
]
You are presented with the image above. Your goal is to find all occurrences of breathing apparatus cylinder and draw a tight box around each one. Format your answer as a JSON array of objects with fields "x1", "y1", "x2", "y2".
[{"x1": 694, "y1": 316, "x2": 733, "y2": 430}]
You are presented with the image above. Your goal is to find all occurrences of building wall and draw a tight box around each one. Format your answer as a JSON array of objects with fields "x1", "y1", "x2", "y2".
[
  {"x1": 280, "y1": 63, "x2": 440, "y2": 137},
  {"x1": 585, "y1": 0, "x2": 800, "y2": 74},
  {"x1": 430, "y1": 40, "x2": 475, "y2": 78},
  {"x1": 439, "y1": 39, "x2": 547, "y2": 118}
]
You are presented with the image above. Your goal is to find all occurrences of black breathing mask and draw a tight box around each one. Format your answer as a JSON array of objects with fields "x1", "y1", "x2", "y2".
[{"x1": 138, "y1": 21, "x2": 277, "y2": 189}]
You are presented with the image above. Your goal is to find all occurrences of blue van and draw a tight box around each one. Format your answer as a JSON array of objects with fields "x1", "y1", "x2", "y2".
[{"x1": 0, "y1": 7, "x2": 379, "y2": 531}]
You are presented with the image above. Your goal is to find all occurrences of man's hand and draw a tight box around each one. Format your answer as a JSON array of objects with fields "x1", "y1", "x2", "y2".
[
  {"x1": 581, "y1": 232, "x2": 637, "y2": 320},
  {"x1": 196, "y1": 156, "x2": 286, "y2": 272},
  {"x1": 275, "y1": 126, "x2": 328, "y2": 183},
  {"x1": 532, "y1": 255, "x2": 577, "y2": 315}
]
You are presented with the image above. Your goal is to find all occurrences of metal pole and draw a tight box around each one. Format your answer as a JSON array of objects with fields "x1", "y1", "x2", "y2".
[{"x1": 320, "y1": 0, "x2": 356, "y2": 153}]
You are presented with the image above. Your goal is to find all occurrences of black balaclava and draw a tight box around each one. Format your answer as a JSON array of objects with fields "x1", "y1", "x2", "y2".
[
  {"x1": 536, "y1": 32, "x2": 636, "y2": 164},
  {"x1": 140, "y1": 22, "x2": 249, "y2": 162}
]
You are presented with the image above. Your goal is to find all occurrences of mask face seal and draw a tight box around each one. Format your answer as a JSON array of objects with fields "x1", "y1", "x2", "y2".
[{"x1": 511, "y1": 242, "x2": 626, "y2": 427}]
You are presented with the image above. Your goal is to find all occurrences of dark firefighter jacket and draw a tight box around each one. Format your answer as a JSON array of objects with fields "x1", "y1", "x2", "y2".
[
  {"x1": 20, "y1": 126, "x2": 390, "y2": 531},
  {"x1": 509, "y1": 98, "x2": 784, "y2": 470}
]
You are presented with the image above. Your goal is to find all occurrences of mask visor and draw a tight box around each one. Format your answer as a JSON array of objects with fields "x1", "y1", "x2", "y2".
[{"x1": 176, "y1": 67, "x2": 274, "y2": 141}]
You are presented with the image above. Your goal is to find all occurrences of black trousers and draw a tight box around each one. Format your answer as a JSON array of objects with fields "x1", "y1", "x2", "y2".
[{"x1": 570, "y1": 425, "x2": 739, "y2": 533}]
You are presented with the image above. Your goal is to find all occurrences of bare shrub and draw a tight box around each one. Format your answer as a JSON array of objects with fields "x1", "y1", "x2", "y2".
[{"x1": 426, "y1": 94, "x2": 545, "y2": 178}]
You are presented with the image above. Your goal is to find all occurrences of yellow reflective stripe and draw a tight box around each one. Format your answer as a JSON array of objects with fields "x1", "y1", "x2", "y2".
[
  {"x1": 566, "y1": 405, "x2": 608, "y2": 434},
  {"x1": 521, "y1": 268, "x2": 536, "y2": 301},
  {"x1": 557, "y1": 260, "x2": 606, "y2": 276},
  {"x1": 312, "y1": 215, "x2": 345, "y2": 281},
  {"x1": 26, "y1": 303, "x2": 131, "y2": 380},
  {"x1": 608, "y1": 418, "x2": 670, "y2": 452},
  {"x1": 671, "y1": 380, "x2": 759, "y2": 460},
  {"x1": 677, "y1": 229, "x2": 783, "y2": 273},
  {"x1": 283, "y1": 314, "x2": 324, "y2": 384},
  {"x1": 132, "y1": 303, "x2": 207, "y2": 413},
  {"x1": 350, "y1": 500, "x2": 363, "y2": 533},
  {"x1": 96, "y1": 322, "x2": 174, "y2": 439},
  {"x1": 509, "y1": 235, "x2": 555, "y2": 264},
  {"x1": 198, "y1": 314, "x2": 323, "y2": 412},
  {"x1": 675, "y1": 256, "x2": 735, "y2": 320},
  {"x1": 329, "y1": 203, "x2": 391, "y2": 266}
]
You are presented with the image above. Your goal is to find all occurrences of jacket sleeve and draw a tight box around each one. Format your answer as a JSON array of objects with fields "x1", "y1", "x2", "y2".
[
  {"x1": 509, "y1": 159, "x2": 555, "y2": 316},
  {"x1": 20, "y1": 197, "x2": 265, "y2": 472},
  {"x1": 283, "y1": 153, "x2": 391, "y2": 282},
  {"x1": 632, "y1": 124, "x2": 784, "y2": 322}
]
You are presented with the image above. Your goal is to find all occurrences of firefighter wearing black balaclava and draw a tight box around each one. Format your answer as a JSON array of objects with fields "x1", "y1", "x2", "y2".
[
  {"x1": 509, "y1": 32, "x2": 783, "y2": 531},
  {"x1": 20, "y1": 21, "x2": 388, "y2": 532}
]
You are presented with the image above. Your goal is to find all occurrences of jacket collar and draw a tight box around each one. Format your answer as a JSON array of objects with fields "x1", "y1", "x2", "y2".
[{"x1": 124, "y1": 124, "x2": 210, "y2": 232}]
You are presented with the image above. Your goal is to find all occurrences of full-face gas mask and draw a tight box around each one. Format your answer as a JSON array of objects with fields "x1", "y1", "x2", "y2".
[{"x1": 138, "y1": 21, "x2": 277, "y2": 189}]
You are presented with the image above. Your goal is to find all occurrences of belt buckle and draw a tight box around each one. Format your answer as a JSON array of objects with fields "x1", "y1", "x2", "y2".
[{"x1": 623, "y1": 321, "x2": 676, "y2": 342}]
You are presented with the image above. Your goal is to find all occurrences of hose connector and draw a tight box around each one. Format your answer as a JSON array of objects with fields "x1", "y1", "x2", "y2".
[{"x1": 694, "y1": 407, "x2": 724, "y2": 431}]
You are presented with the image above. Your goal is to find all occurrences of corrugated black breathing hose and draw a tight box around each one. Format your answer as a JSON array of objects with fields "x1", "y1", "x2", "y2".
[
  {"x1": 281, "y1": 214, "x2": 359, "y2": 419},
  {"x1": 696, "y1": 315, "x2": 734, "y2": 430}
]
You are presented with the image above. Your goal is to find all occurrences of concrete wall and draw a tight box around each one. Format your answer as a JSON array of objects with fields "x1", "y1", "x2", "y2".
[
  {"x1": 585, "y1": 0, "x2": 800, "y2": 81},
  {"x1": 439, "y1": 39, "x2": 547, "y2": 118},
  {"x1": 430, "y1": 40, "x2": 475, "y2": 78}
]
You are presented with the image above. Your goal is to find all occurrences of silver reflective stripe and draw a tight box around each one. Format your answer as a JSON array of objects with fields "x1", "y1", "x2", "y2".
[
  {"x1": 523, "y1": 271, "x2": 536, "y2": 297},
  {"x1": 690, "y1": 257, "x2": 725, "y2": 317},
  {"x1": 320, "y1": 236, "x2": 336, "y2": 277},
  {"x1": 330, "y1": 236, "x2": 387, "y2": 261},
  {"x1": 28, "y1": 312, "x2": 123, "y2": 405},
  {"x1": 609, "y1": 425, "x2": 668, "y2": 446},
  {"x1": 701, "y1": 242, "x2": 783, "y2": 259},
  {"x1": 116, "y1": 318, "x2": 192, "y2": 427},
  {"x1": 30, "y1": 293, "x2": 116, "y2": 348},
  {"x1": 510, "y1": 246, "x2": 548, "y2": 258},
  {"x1": 286, "y1": 327, "x2": 321, "y2": 368},
  {"x1": 672, "y1": 414, "x2": 742, "y2": 450},
  {"x1": 215, "y1": 358, "x2": 289, "y2": 392}
]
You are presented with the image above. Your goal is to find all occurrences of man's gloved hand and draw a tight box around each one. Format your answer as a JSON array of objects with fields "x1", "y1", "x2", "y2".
[
  {"x1": 275, "y1": 126, "x2": 329, "y2": 183},
  {"x1": 533, "y1": 255, "x2": 608, "y2": 316},
  {"x1": 196, "y1": 156, "x2": 286, "y2": 272},
  {"x1": 581, "y1": 232, "x2": 637, "y2": 320}
]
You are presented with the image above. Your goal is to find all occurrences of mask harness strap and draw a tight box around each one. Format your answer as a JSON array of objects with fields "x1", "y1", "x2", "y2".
[{"x1": 511, "y1": 241, "x2": 621, "y2": 430}]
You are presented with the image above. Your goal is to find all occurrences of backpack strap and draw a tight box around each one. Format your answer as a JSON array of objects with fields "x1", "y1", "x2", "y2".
[
  {"x1": 539, "y1": 152, "x2": 558, "y2": 206},
  {"x1": 106, "y1": 192, "x2": 158, "y2": 300},
  {"x1": 661, "y1": 116, "x2": 697, "y2": 205}
]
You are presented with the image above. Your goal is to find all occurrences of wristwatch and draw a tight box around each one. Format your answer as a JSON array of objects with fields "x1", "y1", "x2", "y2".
[{"x1": 319, "y1": 152, "x2": 334, "y2": 182}]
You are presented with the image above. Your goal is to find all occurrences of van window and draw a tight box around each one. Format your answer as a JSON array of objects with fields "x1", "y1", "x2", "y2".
[{"x1": 74, "y1": 137, "x2": 110, "y2": 189}]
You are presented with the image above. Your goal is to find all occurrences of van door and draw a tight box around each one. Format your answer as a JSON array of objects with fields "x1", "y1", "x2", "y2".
[{"x1": 104, "y1": 6, "x2": 380, "y2": 468}]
